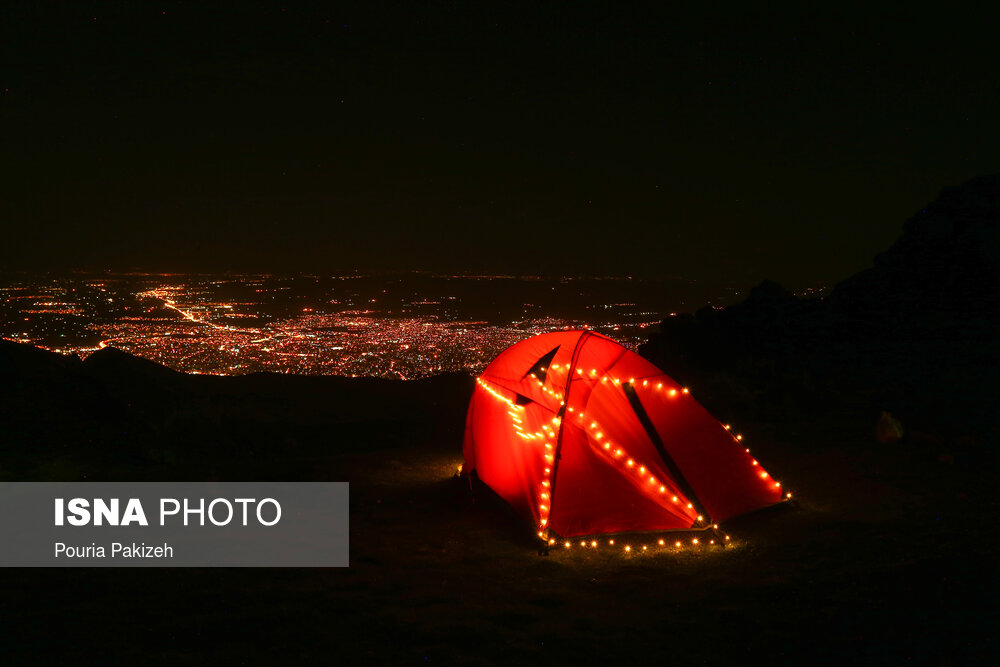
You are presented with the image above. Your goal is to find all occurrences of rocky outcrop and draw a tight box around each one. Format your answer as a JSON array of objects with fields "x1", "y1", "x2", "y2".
[{"x1": 641, "y1": 176, "x2": 999, "y2": 435}]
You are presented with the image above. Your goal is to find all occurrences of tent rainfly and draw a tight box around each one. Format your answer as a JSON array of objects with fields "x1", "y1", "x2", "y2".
[{"x1": 462, "y1": 330, "x2": 787, "y2": 545}]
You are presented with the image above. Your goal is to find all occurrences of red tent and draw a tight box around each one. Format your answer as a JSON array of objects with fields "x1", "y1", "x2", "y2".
[{"x1": 462, "y1": 330, "x2": 785, "y2": 541}]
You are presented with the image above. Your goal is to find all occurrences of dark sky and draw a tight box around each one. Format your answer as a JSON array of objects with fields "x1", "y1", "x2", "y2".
[{"x1": 2, "y1": 3, "x2": 996, "y2": 286}]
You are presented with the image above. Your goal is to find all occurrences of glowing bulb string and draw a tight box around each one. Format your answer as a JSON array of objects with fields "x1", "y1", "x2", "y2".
[
  {"x1": 536, "y1": 358, "x2": 704, "y2": 537},
  {"x1": 540, "y1": 329, "x2": 595, "y2": 542},
  {"x1": 480, "y1": 359, "x2": 710, "y2": 540},
  {"x1": 544, "y1": 526, "x2": 732, "y2": 555},
  {"x1": 478, "y1": 349, "x2": 792, "y2": 548},
  {"x1": 478, "y1": 373, "x2": 737, "y2": 557},
  {"x1": 476, "y1": 375, "x2": 564, "y2": 536}
]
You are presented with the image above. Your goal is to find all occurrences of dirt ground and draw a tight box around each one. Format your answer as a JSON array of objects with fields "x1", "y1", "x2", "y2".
[{"x1": 2, "y1": 398, "x2": 995, "y2": 665}]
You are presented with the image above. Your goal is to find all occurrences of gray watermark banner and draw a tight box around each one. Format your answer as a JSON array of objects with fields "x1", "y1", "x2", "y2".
[{"x1": 0, "y1": 482, "x2": 349, "y2": 567}]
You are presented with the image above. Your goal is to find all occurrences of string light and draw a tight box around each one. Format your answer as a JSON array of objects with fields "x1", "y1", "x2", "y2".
[{"x1": 475, "y1": 363, "x2": 787, "y2": 552}]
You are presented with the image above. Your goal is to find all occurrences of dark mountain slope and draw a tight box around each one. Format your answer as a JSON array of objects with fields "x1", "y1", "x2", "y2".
[
  {"x1": 641, "y1": 176, "x2": 999, "y2": 439},
  {"x1": 0, "y1": 340, "x2": 473, "y2": 479}
]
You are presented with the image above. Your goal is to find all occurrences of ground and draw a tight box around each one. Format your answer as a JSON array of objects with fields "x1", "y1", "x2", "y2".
[{"x1": 1, "y1": 389, "x2": 994, "y2": 664}]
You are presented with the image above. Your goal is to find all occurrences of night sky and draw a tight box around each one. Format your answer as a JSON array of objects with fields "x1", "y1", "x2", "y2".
[{"x1": 2, "y1": 3, "x2": 996, "y2": 286}]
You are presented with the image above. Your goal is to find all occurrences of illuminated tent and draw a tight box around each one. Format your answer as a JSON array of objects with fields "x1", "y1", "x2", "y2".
[{"x1": 462, "y1": 330, "x2": 786, "y2": 541}]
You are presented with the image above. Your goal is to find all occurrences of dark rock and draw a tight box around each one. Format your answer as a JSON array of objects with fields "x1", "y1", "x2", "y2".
[{"x1": 642, "y1": 176, "x2": 1000, "y2": 437}]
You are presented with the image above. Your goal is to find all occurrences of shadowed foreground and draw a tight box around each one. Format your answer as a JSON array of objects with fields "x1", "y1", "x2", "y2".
[{"x1": 0, "y1": 342, "x2": 994, "y2": 664}]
